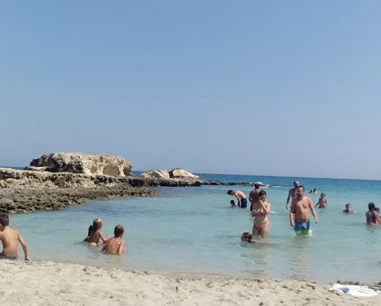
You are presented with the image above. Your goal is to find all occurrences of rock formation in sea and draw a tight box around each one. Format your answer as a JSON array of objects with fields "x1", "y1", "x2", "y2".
[
  {"x1": 140, "y1": 170, "x2": 170, "y2": 179},
  {"x1": 26, "y1": 152, "x2": 133, "y2": 177},
  {"x1": 169, "y1": 168, "x2": 199, "y2": 179}
]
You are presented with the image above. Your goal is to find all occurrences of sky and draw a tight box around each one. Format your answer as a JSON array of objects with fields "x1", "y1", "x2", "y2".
[{"x1": 1, "y1": 1, "x2": 381, "y2": 179}]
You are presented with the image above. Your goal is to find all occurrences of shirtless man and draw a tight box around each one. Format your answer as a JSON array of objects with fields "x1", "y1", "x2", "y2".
[
  {"x1": 366, "y1": 202, "x2": 379, "y2": 225},
  {"x1": 286, "y1": 180, "x2": 300, "y2": 210},
  {"x1": 251, "y1": 190, "x2": 271, "y2": 238},
  {"x1": 227, "y1": 190, "x2": 247, "y2": 208},
  {"x1": 249, "y1": 183, "x2": 261, "y2": 212},
  {"x1": 0, "y1": 214, "x2": 31, "y2": 262},
  {"x1": 343, "y1": 204, "x2": 355, "y2": 214},
  {"x1": 102, "y1": 225, "x2": 126, "y2": 255},
  {"x1": 290, "y1": 186, "x2": 318, "y2": 236}
]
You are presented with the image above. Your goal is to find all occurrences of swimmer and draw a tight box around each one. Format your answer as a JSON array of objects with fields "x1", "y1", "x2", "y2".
[
  {"x1": 83, "y1": 218, "x2": 110, "y2": 246},
  {"x1": 251, "y1": 190, "x2": 271, "y2": 238},
  {"x1": 230, "y1": 200, "x2": 238, "y2": 207},
  {"x1": 290, "y1": 186, "x2": 318, "y2": 236},
  {"x1": 240, "y1": 232, "x2": 276, "y2": 246},
  {"x1": 227, "y1": 190, "x2": 247, "y2": 208},
  {"x1": 343, "y1": 204, "x2": 355, "y2": 214},
  {"x1": 366, "y1": 202, "x2": 379, "y2": 225},
  {"x1": 0, "y1": 214, "x2": 31, "y2": 262},
  {"x1": 286, "y1": 180, "x2": 300, "y2": 210},
  {"x1": 315, "y1": 193, "x2": 328, "y2": 208},
  {"x1": 102, "y1": 225, "x2": 126, "y2": 255}
]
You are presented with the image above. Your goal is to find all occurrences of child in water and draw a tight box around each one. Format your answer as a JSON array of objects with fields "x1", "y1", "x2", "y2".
[
  {"x1": 83, "y1": 219, "x2": 110, "y2": 246},
  {"x1": 230, "y1": 200, "x2": 237, "y2": 207},
  {"x1": 315, "y1": 193, "x2": 328, "y2": 208},
  {"x1": 343, "y1": 203, "x2": 355, "y2": 214},
  {"x1": 102, "y1": 225, "x2": 126, "y2": 255}
]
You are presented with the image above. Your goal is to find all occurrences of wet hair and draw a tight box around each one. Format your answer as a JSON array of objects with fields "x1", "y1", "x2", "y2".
[
  {"x1": 258, "y1": 190, "x2": 267, "y2": 197},
  {"x1": 345, "y1": 203, "x2": 350, "y2": 208},
  {"x1": 241, "y1": 232, "x2": 252, "y2": 242},
  {"x1": 369, "y1": 202, "x2": 376, "y2": 211},
  {"x1": 87, "y1": 225, "x2": 94, "y2": 237},
  {"x1": 227, "y1": 190, "x2": 234, "y2": 195},
  {"x1": 0, "y1": 214, "x2": 9, "y2": 226},
  {"x1": 230, "y1": 200, "x2": 235, "y2": 204},
  {"x1": 114, "y1": 224, "x2": 124, "y2": 238}
]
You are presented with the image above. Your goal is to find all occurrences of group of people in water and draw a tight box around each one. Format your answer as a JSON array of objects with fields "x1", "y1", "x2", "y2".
[{"x1": 227, "y1": 180, "x2": 370, "y2": 244}]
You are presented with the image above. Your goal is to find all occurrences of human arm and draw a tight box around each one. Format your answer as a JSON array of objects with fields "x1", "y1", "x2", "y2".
[
  {"x1": 234, "y1": 194, "x2": 241, "y2": 207},
  {"x1": 18, "y1": 234, "x2": 31, "y2": 262},
  {"x1": 117, "y1": 241, "x2": 126, "y2": 255},
  {"x1": 259, "y1": 200, "x2": 271, "y2": 214},
  {"x1": 99, "y1": 232, "x2": 110, "y2": 244},
  {"x1": 289, "y1": 201, "x2": 295, "y2": 227},
  {"x1": 309, "y1": 199, "x2": 318, "y2": 223},
  {"x1": 286, "y1": 190, "x2": 291, "y2": 209}
]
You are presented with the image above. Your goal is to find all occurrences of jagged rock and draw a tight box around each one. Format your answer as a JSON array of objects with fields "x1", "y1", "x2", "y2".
[
  {"x1": 169, "y1": 168, "x2": 199, "y2": 179},
  {"x1": 140, "y1": 170, "x2": 170, "y2": 179},
  {"x1": 27, "y1": 152, "x2": 133, "y2": 176}
]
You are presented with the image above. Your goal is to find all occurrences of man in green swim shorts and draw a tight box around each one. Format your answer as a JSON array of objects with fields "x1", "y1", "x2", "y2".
[{"x1": 290, "y1": 186, "x2": 318, "y2": 236}]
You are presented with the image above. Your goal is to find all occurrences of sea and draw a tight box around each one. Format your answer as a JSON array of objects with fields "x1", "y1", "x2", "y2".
[{"x1": 7, "y1": 172, "x2": 381, "y2": 283}]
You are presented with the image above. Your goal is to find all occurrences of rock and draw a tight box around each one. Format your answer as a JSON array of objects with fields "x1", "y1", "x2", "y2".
[
  {"x1": 169, "y1": 168, "x2": 199, "y2": 180},
  {"x1": 140, "y1": 170, "x2": 170, "y2": 179},
  {"x1": 28, "y1": 152, "x2": 133, "y2": 177}
]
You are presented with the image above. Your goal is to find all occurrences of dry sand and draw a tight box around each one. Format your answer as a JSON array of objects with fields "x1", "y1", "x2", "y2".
[{"x1": 0, "y1": 260, "x2": 378, "y2": 306}]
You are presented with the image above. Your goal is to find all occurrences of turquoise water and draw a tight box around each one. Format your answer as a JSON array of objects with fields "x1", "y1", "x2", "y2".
[{"x1": 10, "y1": 173, "x2": 381, "y2": 283}]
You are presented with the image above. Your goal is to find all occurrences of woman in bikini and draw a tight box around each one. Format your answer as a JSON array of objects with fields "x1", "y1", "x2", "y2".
[{"x1": 251, "y1": 190, "x2": 271, "y2": 238}]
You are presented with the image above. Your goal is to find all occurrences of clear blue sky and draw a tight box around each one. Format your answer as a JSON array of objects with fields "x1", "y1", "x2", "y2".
[{"x1": 1, "y1": 1, "x2": 380, "y2": 179}]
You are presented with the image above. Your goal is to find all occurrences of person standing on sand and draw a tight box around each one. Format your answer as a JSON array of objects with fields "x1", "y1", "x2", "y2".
[
  {"x1": 251, "y1": 190, "x2": 271, "y2": 238},
  {"x1": 286, "y1": 181, "x2": 300, "y2": 210},
  {"x1": 0, "y1": 214, "x2": 31, "y2": 262},
  {"x1": 227, "y1": 190, "x2": 247, "y2": 208},
  {"x1": 249, "y1": 183, "x2": 261, "y2": 212},
  {"x1": 290, "y1": 186, "x2": 318, "y2": 236}
]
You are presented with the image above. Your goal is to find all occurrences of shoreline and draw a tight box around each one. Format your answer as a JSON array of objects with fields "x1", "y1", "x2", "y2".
[{"x1": 0, "y1": 259, "x2": 378, "y2": 306}]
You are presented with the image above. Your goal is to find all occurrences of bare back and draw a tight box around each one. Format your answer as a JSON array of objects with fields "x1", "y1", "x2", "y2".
[
  {"x1": 249, "y1": 189, "x2": 260, "y2": 205},
  {"x1": 292, "y1": 196, "x2": 313, "y2": 222},
  {"x1": 0, "y1": 227, "x2": 20, "y2": 257},
  {"x1": 102, "y1": 237, "x2": 125, "y2": 255},
  {"x1": 234, "y1": 191, "x2": 246, "y2": 200}
]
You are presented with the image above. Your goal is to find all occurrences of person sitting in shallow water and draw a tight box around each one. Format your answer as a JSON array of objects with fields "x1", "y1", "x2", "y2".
[
  {"x1": 230, "y1": 200, "x2": 238, "y2": 207},
  {"x1": 102, "y1": 225, "x2": 126, "y2": 255},
  {"x1": 84, "y1": 218, "x2": 110, "y2": 246},
  {"x1": 343, "y1": 204, "x2": 355, "y2": 214},
  {"x1": 315, "y1": 193, "x2": 328, "y2": 208},
  {"x1": 241, "y1": 232, "x2": 254, "y2": 243}
]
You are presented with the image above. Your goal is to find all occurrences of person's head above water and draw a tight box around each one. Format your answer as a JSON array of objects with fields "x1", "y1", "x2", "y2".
[
  {"x1": 227, "y1": 190, "x2": 234, "y2": 195},
  {"x1": 241, "y1": 232, "x2": 253, "y2": 243},
  {"x1": 368, "y1": 202, "x2": 376, "y2": 211},
  {"x1": 114, "y1": 224, "x2": 124, "y2": 238},
  {"x1": 295, "y1": 186, "x2": 305, "y2": 198},
  {"x1": 293, "y1": 181, "x2": 300, "y2": 188},
  {"x1": 230, "y1": 200, "x2": 235, "y2": 206},
  {"x1": 345, "y1": 203, "x2": 351, "y2": 209},
  {"x1": 92, "y1": 218, "x2": 103, "y2": 231}
]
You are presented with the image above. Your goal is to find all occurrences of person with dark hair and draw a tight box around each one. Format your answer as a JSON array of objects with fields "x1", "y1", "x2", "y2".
[
  {"x1": 227, "y1": 190, "x2": 247, "y2": 208},
  {"x1": 286, "y1": 180, "x2": 300, "y2": 210},
  {"x1": 343, "y1": 204, "x2": 355, "y2": 214},
  {"x1": 315, "y1": 193, "x2": 328, "y2": 208},
  {"x1": 251, "y1": 190, "x2": 271, "y2": 238},
  {"x1": 249, "y1": 183, "x2": 261, "y2": 212},
  {"x1": 366, "y1": 202, "x2": 379, "y2": 225},
  {"x1": 102, "y1": 225, "x2": 126, "y2": 255},
  {"x1": 0, "y1": 214, "x2": 31, "y2": 262},
  {"x1": 230, "y1": 200, "x2": 238, "y2": 207},
  {"x1": 290, "y1": 186, "x2": 318, "y2": 236}
]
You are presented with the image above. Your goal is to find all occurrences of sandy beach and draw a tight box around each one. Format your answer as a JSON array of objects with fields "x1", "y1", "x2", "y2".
[{"x1": 0, "y1": 260, "x2": 378, "y2": 306}]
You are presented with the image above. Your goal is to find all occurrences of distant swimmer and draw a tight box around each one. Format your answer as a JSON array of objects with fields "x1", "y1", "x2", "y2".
[
  {"x1": 249, "y1": 183, "x2": 261, "y2": 212},
  {"x1": 366, "y1": 203, "x2": 379, "y2": 225},
  {"x1": 290, "y1": 186, "x2": 318, "y2": 236},
  {"x1": 230, "y1": 200, "x2": 238, "y2": 207},
  {"x1": 315, "y1": 193, "x2": 328, "y2": 208},
  {"x1": 286, "y1": 181, "x2": 300, "y2": 210},
  {"x1": 343, "y1": 204, "x2": 355, "y2": 214},
  {"x1": 84, "y1": 219, "x2": 110, "y2": 246},
  {"x1": 251, "y1": 190, "x2": 271, "y2": 238},
  {"x1": 227, "y1": 190, "x2": 247, "y2": 208}
]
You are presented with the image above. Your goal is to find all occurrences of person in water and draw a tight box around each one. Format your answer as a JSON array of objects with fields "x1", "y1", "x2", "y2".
[
  {"x1": 102, "y1": 225, "x2": 126, "y2": 255},
  {"x1": 227, "y1": 190, "x2": 247, "y2": 208},
  {"x1": 251, "y1": 190, "x2": 271, "y2": 238},
  {"x1": 315, "y1": 193, "x2": 328, "y2": 208},
  {"x1": 230, "y1": 200, "x2": 237, "y2": 207},
  {"x1": 0, "y1": 214, "x2": 31, "y2": 262},
  {"x1": 286, "y1": 181, "x2": 300, "y2": 210},
  {"x1": 241, "y1": 232, "x2": 254, "y2": 243},
  {"x1": 249, "y1": 183, "x2": 261, "y2": 212},
  {"x1": 366, "y1": 203, "x2": 379, "y2": 225},
  {"x1": 84, "y1": 218, "x2": 110, "y2": 246},
  {"x1": 290, "y1": 186, "x2": 318, "y2": 236},
  {"x1": 343, "y1": 204, "x2": 355, "y2": 214}
]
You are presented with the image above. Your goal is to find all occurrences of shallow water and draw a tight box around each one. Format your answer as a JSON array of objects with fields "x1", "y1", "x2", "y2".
[{"x1": 10, "y1": 174, "x2": 381, "y2": 282}]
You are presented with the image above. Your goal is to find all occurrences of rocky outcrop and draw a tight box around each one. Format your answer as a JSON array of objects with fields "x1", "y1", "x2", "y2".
[
  {"x1": 169, "y1": 168, "x2": 199, "y2": 179},
  {"x1": 140, "y1": 170, "x2": 170, "y2": 179},
  {"x1": 27, "y1": 152, "x2": 133, "y2": 177}
]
